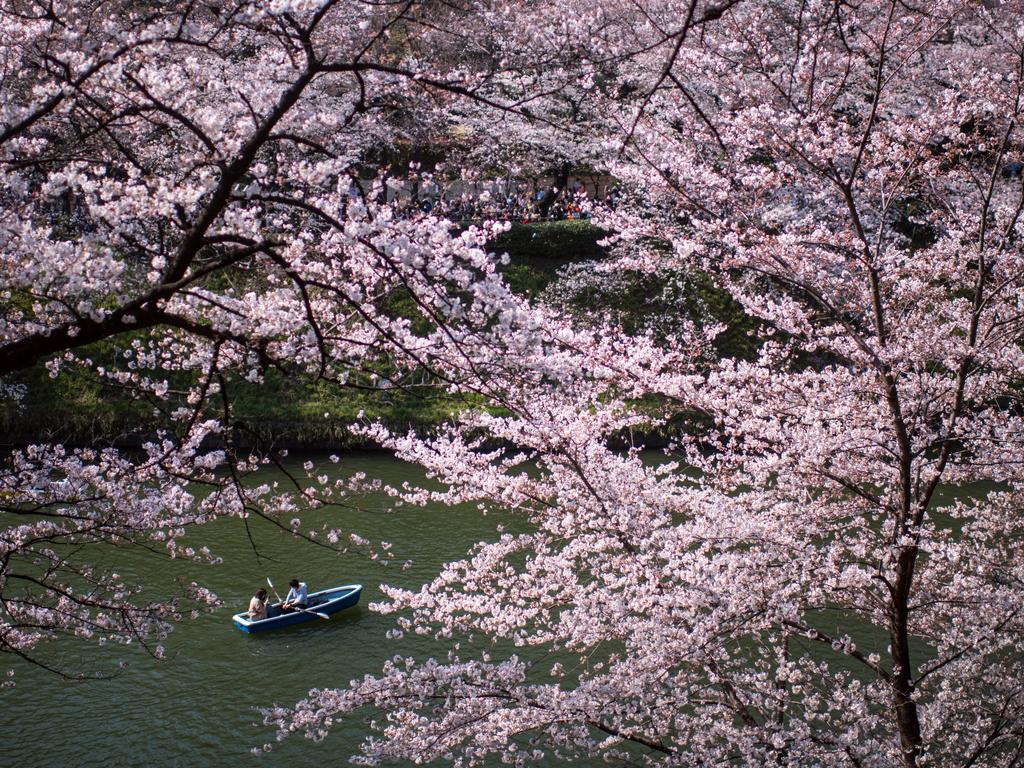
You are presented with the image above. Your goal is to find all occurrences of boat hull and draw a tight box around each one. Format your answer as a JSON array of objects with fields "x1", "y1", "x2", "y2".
[{"x1": 232, "y1": 584, "x2": 362, "y2": 633}]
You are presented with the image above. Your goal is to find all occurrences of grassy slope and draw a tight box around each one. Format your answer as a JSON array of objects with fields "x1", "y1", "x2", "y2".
[{"x1": 1, "y1": 221, "x2": 754, "y2": 447}]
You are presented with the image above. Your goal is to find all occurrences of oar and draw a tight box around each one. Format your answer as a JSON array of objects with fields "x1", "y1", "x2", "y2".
[
  {"x1": 266, "y1": 576, "x2": 283, "y2": 602},
  {"x1": 266, "y1": 577, "x2": 329, "y2": 620}
]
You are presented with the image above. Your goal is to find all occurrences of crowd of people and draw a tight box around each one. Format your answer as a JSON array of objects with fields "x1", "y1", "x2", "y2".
[
  {"x1": 358, "y1": 175, "x2": 621, "y2": 224},
  {"x1": 419, "y1": 181, "x2": 600, "y2": 223}
]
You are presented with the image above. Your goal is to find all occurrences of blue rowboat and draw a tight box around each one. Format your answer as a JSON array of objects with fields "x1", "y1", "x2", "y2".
[{"x1": 232, "y1": 584, "x2": 362, "y2": 633}]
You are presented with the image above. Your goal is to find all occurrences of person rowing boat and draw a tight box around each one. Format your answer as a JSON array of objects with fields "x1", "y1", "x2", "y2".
[{"x1": 280, "y1": 579, "x2": 308, "y2": 613}]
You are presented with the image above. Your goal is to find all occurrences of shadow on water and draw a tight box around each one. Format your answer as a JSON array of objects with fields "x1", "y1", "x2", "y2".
[{"x1": 240, "y1": 607, "x2": 366, "y2": 650}]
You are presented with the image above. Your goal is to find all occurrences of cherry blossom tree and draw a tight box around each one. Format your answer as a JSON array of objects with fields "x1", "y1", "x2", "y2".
[
  {"x1": 8, "y1": 0, "x2": 1024, "y2": 765},
  {"x1": 270, "y1": 1, "x2": 1024, "y2": 766},
  {"x1": 0, "y1": 0, "x2": 598, "y2": 678}
]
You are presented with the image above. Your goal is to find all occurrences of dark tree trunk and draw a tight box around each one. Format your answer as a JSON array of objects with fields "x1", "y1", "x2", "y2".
[
  {"x1": 536, "y1": 162, "x2": 571, "y2": 218},
  {"x1": 891, "y1": 545, "x2": 923, "y2": 767}
]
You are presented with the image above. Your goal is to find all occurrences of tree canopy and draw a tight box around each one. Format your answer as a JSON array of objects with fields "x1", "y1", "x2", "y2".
[{"x1": 5, "y1": 1, "x2": 1024, "y2": 766}]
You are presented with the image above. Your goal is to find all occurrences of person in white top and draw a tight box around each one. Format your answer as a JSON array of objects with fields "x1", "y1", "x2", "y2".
[{"x1": 281, "y1": 579, "x2": 308, "y2": 613}]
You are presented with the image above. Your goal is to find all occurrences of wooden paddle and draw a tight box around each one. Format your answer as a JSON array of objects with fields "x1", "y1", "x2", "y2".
[{"x1": 266, "y1": 577, "x2": 329, "y2": 620}]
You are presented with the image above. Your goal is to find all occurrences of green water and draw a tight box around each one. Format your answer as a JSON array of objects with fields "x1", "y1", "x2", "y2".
[
  {"x1": 0, "y1": 454, "x2": 987, "y2": 766},
  {"x1": 1, "y1": 454, "x2": 515, "y2": 767}
]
